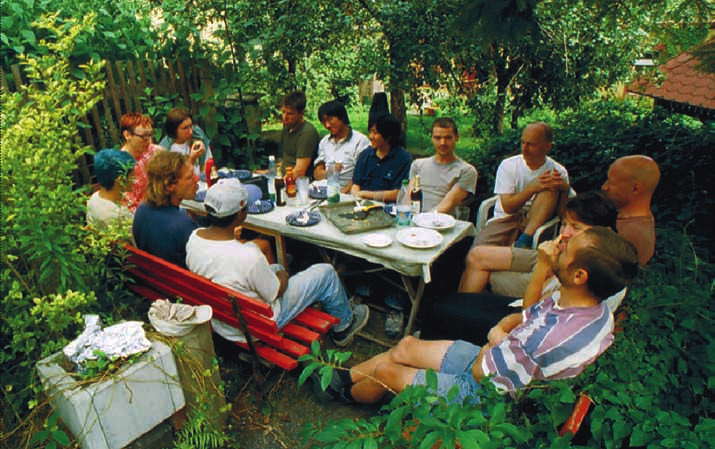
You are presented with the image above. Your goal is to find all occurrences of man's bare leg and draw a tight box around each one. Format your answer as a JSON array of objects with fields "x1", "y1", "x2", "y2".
[
  {"x1": 522, "y1": 190, "x2": 560, "y2": 237},
  {"x1": 349, "y1": 337, "x2": 454, "y2": 403},
  {"x1": 459, "y1": 246, "x2": 514, "y2": 293}
]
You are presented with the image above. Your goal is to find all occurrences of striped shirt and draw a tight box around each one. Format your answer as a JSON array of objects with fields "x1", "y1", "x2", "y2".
[{"x1": 482, "y1": 292, "x2": 614, "y2": 392}]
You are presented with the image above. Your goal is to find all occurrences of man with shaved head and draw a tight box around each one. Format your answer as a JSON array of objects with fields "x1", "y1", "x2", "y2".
[{"x1": 602, "y1": 155, "x2": 660, "y2": 266}]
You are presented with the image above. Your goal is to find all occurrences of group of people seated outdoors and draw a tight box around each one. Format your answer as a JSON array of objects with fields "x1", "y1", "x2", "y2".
[{"x1": 85, "y1": 89, "x2": 661, "y2": 407}]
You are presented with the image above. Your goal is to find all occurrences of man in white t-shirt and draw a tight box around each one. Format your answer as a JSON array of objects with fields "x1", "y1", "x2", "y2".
[
  {"x1": 313, "y1": 100, "x2": 369, "y2": 193},
  {"x1": 185, "y1": 179, "x2": 369, "y2": 347},
  {"x1": 409, "y1": 117, "x2": 477, "y2": 215},
  {"x1": 475, "y1": 122, "x2": 569, "y2": 248}
]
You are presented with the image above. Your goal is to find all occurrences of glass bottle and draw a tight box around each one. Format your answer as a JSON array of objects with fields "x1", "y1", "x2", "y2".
[
  {"x1": 410, "y1": 175, "x2": 423, "y2": 214},
  {"x1": 274, "y1": 168, "x2": 286, "y2": 206},
  {"x1": 267, "y1": 155, "x2": 276, "y2": 202},
  {"x1": 396, "y1": 179, "x2": 411, "y2": 226},
  {"x1": 285, "y1": 166, "x2": 297, "y2": 198},
  {"x1": 326, "y1": 161, "x2": 341, "y2": 204}
]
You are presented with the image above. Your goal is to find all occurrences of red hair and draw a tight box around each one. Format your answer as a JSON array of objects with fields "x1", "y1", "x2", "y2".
[{"x1": 120, "y1": 113, "x2": 154, "y2": 139}]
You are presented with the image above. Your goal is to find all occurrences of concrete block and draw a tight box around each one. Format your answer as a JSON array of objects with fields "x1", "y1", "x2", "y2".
[{"x1": 37, "y1": 340, "x2": 185, "y2": 449}]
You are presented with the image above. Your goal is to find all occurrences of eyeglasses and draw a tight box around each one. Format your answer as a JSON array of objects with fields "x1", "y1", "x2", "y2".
[{"x1": 130, "y1": 130, "x2": 154, "y2": 140}]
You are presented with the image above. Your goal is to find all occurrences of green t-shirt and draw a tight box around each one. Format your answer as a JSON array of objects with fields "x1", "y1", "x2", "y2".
[{"x1": 279, "y1": 120, "x2": 319, "y2": 176}]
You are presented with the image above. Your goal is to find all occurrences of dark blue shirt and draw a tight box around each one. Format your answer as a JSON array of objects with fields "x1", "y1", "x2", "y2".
[
  {"x1": 133, "y1": 203, "x2": 198, "y2": 267},
  {"x1": 352, "y1": 146, "x2": 412, "y2": 191}
]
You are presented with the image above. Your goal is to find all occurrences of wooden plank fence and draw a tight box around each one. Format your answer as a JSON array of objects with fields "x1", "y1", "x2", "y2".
[{"x1": 3, "y1": 58, "x2": 213, "y2": 186}]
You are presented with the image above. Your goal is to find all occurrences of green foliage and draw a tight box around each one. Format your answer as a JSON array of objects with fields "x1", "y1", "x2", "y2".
[
  {"x1": 167, "y1": 361, "x2": 232, "y2": 449},
  {"x1": 73, "y1": 349, "x2": 143, "y2": 382},
  {"x1": 1, "y1": 14, "x2": 144, "y2": 438},
  {"x1": 1, "y1": 0, "x2": 160, "y2": 67},
  {"x1": 465, "y1": 99, "x2": 715, "y2": 242},
  {"x1": 300, "y1": 342, "x2": 534, "y2": 449},
  {"x1": 29, "y1": 412, "x2": 71, "y2": 449}
]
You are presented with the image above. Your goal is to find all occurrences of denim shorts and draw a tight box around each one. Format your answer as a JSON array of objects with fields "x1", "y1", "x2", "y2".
[{"x1": 411, "y1": 340, "x2": 482, "y2": 404}]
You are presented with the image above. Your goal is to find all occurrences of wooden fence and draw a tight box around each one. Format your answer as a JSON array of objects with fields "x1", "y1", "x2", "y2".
[{"x1": 3, "y1": 58, "x2": 213, "y2": 186}]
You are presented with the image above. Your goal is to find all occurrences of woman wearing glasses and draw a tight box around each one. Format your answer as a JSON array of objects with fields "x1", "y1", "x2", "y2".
[{"x1": 120, "y1": 112, "x2": 164, "y2": 211}]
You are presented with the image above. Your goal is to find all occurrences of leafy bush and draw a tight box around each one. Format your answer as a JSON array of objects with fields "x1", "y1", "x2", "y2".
[
  {"x1": 1, "y1": 14, "x2": 140, "y2": 436},
  {"x1": 463, "y1": 99, "x2": 715, "y2": 244}
]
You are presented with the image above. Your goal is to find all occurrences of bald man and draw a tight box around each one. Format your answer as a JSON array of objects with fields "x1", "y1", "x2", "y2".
[
  {"x1": 474, "y1": 122, "x2": 570, "y2": 249},
  {"x1": 602, "y1": 155, "x2": 660, "y2": 266}
]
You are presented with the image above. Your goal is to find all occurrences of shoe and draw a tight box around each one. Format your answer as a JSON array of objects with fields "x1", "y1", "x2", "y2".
[
  {"x1": 385, "y1": 310, "x2": 404, "y2": 339},
  {"x1": 309, "y1": 369, "x2": 353, "y2": 404},
  {"x1": 334, "y1": 304, "x2": 370, "y2": 347}
]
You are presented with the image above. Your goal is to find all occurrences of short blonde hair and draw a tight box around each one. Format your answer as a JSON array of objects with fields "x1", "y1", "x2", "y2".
[{"x1": 145, "y1": 151, "x2": 189, "y2": 207}]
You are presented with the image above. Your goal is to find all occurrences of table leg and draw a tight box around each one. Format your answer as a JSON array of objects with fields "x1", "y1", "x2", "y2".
[
  {"x1": 242, "y1": 223, "x2": 288, "y2": 268},
  {"x1": 401, "y1": 275, "x2": 425, "y2": 337}
]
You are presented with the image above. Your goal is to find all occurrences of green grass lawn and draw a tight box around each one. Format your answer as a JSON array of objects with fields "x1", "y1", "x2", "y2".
[{"x1": 263, "y1": 109, "x2": 480, "y2": 159}]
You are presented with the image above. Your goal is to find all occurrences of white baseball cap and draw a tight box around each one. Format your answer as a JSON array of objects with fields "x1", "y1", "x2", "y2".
[{"x1": 204, "y1": 178, "x2": 249, "y2": 218}]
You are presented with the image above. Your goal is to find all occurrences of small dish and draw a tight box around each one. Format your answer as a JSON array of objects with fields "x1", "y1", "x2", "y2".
[
  {"x1": 396, "y1": 227, "x2": 444, "y2": 249},
  {"x1": 247, "y1": 200, "x2": 274, "y2": 214},
  {"x1": 362, "y1": 233, "x2": 392, "y2": 248},
  {"x1": 309, "y1": 185, "x2": 327, "y2": 200},
  {"x1": 412, "y1": 212, "x2": 456, "y2": 232},
  {"x1": 285, "y1": 211, "x2": 321, "y2": 227}
]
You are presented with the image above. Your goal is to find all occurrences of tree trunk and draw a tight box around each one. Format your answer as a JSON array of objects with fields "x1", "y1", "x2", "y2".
[
  {"x1": 493, "y1": 83, "x2": 506, "y2": 136},
  {"x1": 389, "y1": 87, "x2": 407, "y2": 145}
]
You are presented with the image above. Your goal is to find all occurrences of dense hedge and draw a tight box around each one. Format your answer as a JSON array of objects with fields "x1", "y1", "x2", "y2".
[{"x1": 462, "y1": 100, "x2": 715, "y2": 245}]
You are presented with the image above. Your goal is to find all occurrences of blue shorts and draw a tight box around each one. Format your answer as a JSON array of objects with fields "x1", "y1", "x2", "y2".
[{"x1": 411, "y1": 340, "x2": 482, "y2": 404}]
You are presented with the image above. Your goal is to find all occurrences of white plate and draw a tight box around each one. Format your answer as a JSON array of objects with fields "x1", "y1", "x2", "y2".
[
  {"x1": 362, "y1": 233, "x2": 392, "y2": 248},
  {"x1": 412, "y1": 212, "x2": 456, "y2": 231},
  {"x1": 396, "y1": 227, "x2": 444, "y2": 249}
]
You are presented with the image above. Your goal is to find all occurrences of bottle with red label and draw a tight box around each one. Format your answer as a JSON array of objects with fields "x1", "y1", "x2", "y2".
[
  {"x1": 205, "y1": 158, "x2": 215, "y2": 187},
  {"x1": 285, "y1": 166, "x2": 297, "y2": 198}
]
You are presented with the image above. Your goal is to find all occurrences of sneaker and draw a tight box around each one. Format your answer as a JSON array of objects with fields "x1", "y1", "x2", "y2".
[
  {"x1": 334, "y1": 304, "x2": 370, "y2": 347},
  {"x1": 385, "y1": 310, "x2": 404, "y2": 339}
]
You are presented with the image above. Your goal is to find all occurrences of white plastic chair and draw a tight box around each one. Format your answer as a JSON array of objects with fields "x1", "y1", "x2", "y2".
[{"x1": 475, "y1": 195, "x2": 560, "y2": 250}]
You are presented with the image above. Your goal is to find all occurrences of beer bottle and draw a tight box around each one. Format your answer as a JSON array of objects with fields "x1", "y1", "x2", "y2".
[
  {"x1": 285, "y1": 166, "x2": 297, "y2": 198},
  {"x1": 274, "y1": 168, "x2": 286, "y2": 206},
  {"x1": 410, "y1": 175, "x2": 423, "y2": 214}
]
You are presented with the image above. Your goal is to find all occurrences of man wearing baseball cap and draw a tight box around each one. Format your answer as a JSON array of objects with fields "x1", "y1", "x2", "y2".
[{"x1": 186, "y1": 179, "x2": 369, "y2": 347}]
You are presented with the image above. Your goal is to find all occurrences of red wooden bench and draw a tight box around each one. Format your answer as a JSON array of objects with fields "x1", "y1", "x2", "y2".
[{"x1": 122, "y1": 244, "x2": 340, "y2": 370}]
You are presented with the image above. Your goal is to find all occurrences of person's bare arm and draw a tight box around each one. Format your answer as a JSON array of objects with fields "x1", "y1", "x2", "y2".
[
  {"x1": 486, "y1": 312, "x2": 522, "y2": 346},
  {"x1": 356, "y1": 189, "x2": 399, "y2": 202},
  {"x1": 499, "y1": 173, "x2": 549, "y2": 214},
  {"x1": 275, "y1": 269, "x2": 290, "y2": 298},
  {"x1": 523, "y1": 238, "x2": 558, "y2": 309},
  {"x1": 341, "y1": 181, "x2": 353, "y2": 193},
  {"x1": 313, "y1": 162, "x2": 327, "y2": 180},
  {"x1": 294, "y1": 157, "x2": 311, "y2": 178},
  {"x1": 434, "y1": 185, "x2": 469, "y2": 214},
  {"x1": 471, "y1": 344, "x2": 491, "y2": 382}
]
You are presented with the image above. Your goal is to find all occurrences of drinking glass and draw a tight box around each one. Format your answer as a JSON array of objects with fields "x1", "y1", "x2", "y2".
[{"x1": 296, "y1": 176, "x2": 310, "y2": 206}]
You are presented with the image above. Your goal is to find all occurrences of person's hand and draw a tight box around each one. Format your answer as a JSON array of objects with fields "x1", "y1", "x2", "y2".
[
  {"x1": 487, "y1": 325, "x2": 509, "y2": 346},
  {"x1": 189, "y1": 141, "x2": 206, "y2": 164},
  {"x1": 334, "y1": 161, "x2": 344, "y2": 172},
  {"x1": 233, "y1": 225, "x2": 243, "y2": 241},
  {"x1": 535, "y1": 237, "x2": 559, "y2": 274}
]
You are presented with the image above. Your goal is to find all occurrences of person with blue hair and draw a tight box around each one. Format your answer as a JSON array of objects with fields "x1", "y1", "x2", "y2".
[{"x1": 87, "y1": 149, "x2": 136, "y2": 231}]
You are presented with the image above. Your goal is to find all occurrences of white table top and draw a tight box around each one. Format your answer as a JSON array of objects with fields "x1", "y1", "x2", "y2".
[{"x1": 182, "y1": 198, "x2": 475, "y2": 283}]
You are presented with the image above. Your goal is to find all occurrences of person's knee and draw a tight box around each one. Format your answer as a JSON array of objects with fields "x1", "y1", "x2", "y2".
[
  {"x1": 465, "y1": 246, "x2": 481, "y2": 268},
  {"x1": 390, "y1": 336, "x2": 419, "y2": 363}
]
